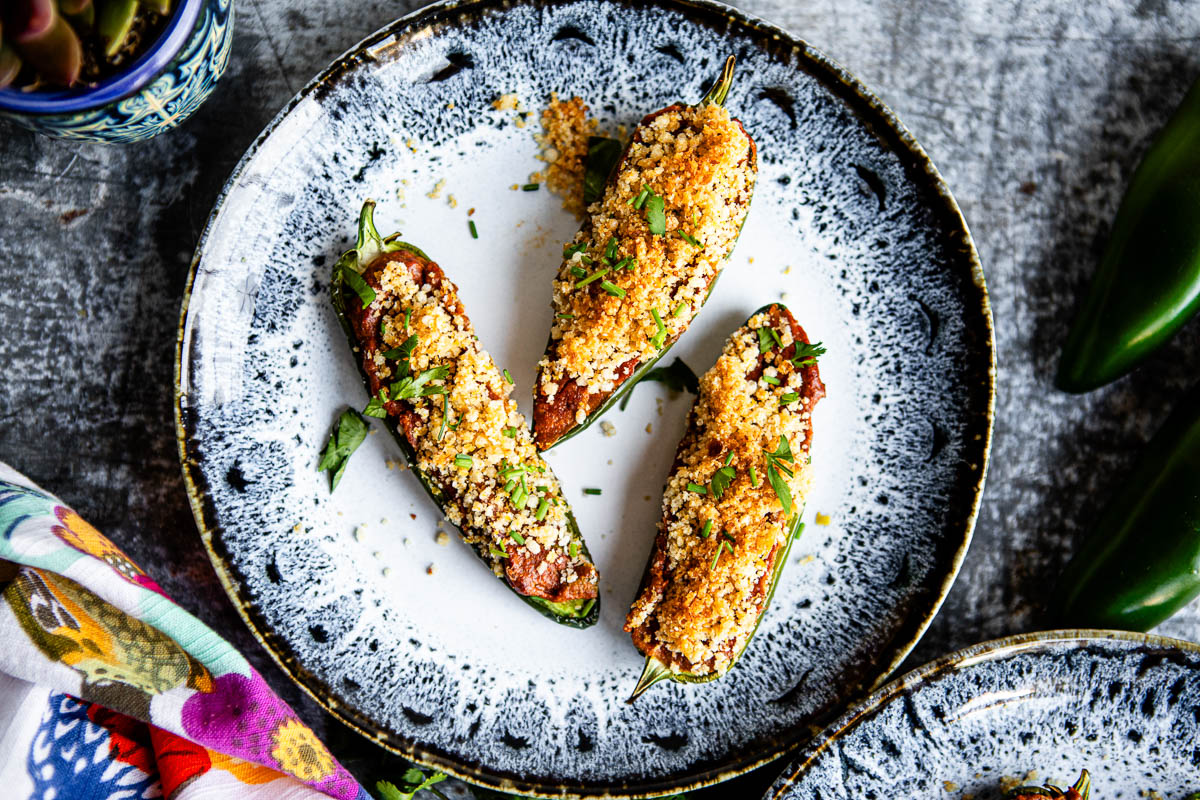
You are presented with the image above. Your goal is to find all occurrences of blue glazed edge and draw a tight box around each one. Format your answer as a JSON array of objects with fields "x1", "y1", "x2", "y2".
[{"x1": 0, "y1": 0, "x2": 203, "y2": 114}]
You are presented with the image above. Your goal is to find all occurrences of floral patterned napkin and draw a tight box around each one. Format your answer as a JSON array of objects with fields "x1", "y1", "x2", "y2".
[{"x1": 0, "y1": 463, "x2": 371, "y2": 800}]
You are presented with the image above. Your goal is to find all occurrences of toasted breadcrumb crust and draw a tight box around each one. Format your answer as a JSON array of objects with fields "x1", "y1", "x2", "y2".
[
  {"x1": 536, "y1": 103, "x2": 756, "y2": 430},
  {"x1": 370, "y1": 258, "x2": 597, "y2": 598},
  {"x1": 625, "y1": 307, "x2": 821, "y2": 676},
  {"x1": 536, "y1": 94, "x2": 598, "y2": 218}
]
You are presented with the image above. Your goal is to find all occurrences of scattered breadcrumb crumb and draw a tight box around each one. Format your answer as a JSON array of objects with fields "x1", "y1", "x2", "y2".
[
  {"x1": 405, "y1": 138, "x2": 417, "y2": 152},
  {"x1": 436, "y1": 531, "x2": 450, "y2": 546},
  {"x1": 446, "y1": 101, "x2": 455, "y2": 110},
  {"x1": 815, "y1": 512, "x2": 831, "y2": 526},
  {"x1": 645, "y1": 423, "x2": 653, "y2": 434},
  {"x1": 782, "y1": 265, "x2": 791, "y2": 274},
  {"x1": 535, "y1": 94, "x2": 598, "y2": 218},
  {"x1": 292, "y1": 523, "x2": 302, "y2": 533},
  {"x1": 797, "y1": 553, "x2": 816, "y2": 565},
  {"x1": 447, "y1": 194, "x2": 458, "y2": 208},
  {"x1": 426, "y1": 179, "x2": 446, "y2": 199},
  {"x1": 426, "y1": 563, "x2": 437, "y2": 575},
  {"x1": 600, "y1": 421, "x2": 616, "y2": 437},
  {"x1": 354, "y1": 526, "x2": 366, "y2": 542},
  {"x1": 510, "y1": 183, "x2": 520, "y2": 191},
  {"x1": 492, "y1": 93, "x2": 520, "y2": 111},
  {"x1": 382, "y1": 567, "x2": 393, "y2": 577}
]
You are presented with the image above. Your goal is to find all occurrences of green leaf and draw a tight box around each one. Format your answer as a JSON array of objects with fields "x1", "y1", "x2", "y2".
[
  {"x1": 389, "y1": 365, "x2": 450, "y2": 401},
  {"x1": 765, "y1": 434, "x2": 794, "y2": 464},
  {"x1": 757, "y1": 326, "x2": 781, "y2": 354},
  {"x1": 710, "y1": 465, "x2": 736, "y2": 499},
  {"x1": 619, "y1": 357, "x2": 698, "y2": 410},
  {"x1": 644, "y1": 192, "x2": 666, "y2": 235},
  {"x1": 382, "y1": 333, "x2": 418, "y2": 363},
  {"x1": 342, "y1": 266, "x2": 376, "y2": 309},
  {"x1": 374, "y1": 767, "x2": 447, "y2": 800},
  {"x1": 363, "y1": 391, "x2": 389, "y2": 418},
  {"x1": 792, "y1": 341, "x2": 827, "y2": 368},
  {"x1": 766, "y1": 463, "x2": 792, "y2": 515},
  {"x1": 583, "y1": 136, "x2": 624, "y2": 205},
  {"x1": 319, "y1": 409, "x2": 369, "y2": 491}
]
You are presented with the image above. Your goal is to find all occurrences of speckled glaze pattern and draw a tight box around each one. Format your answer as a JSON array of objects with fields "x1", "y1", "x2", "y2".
[
  {"x1": 0, "y1": 0, "x2": 233, "y2": 143},
  {"x1": 175, "y1": 0, "x2": 993, "y2": 796},
  {"x1": 767, "y1": 630, "x2": 1200, "y2": 800}
]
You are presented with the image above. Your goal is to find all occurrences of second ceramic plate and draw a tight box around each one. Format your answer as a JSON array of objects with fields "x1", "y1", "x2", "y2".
[{"x1": 176, "y1": 0, "x2": 994, "y2": 795}]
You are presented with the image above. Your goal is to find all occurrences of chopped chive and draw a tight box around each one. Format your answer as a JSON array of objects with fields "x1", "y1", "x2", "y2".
[
  {"x1": 468, "y1": 219, "x2": 478, "y2": 239},
  {"x1": 763, "y1": 375, "x2": 781, "y2": 386},
  {"x1": 710, "y1": 539, "x2": 733, "y2": 572},
  {"x1": 749, "y1": 465, "x2": 759, "y2": 487},
  {"x1": 556, "y1": 312, "x2": 576, "y2": 319},
  {"x1": 454, "y1": 454, "x2": 472, "y2": 468},
  {"x1": 630, "y1": 185, "x2": 651, "y2": 209},
  {"x1": 580, "y1": 598, "x2": 596, "y2": 616},
  {"x1": 563, "y1": 241, "x2": 588, "y2": 259},
  {"x1": 502, "y1": 426, "x2": 517, "y2": 438},
  {"x1": 569, "y1": 541, "x2": 579, "y2": 558},
  {"x1": 649, "y1": 307, "x2": 667, "y2": 349},
  {"x1": 537, "y1": 485, "x2": 551, "y2": 493},
  {"x1": 570, "y1": 265, "x2": 587, "y2": 279},
  {"x1": 604, "y1": 236, "x2": 619, "y2": 261},
  {"x1": 794, "y1": 521, "x2": 806, "y2": 540},
  {"x1": 599, "y1": 280, "x2": 625, "y2": 298},
  {"x1": 678, "y1": 231, "x2": 701, "y2": 247},
  {"x1": 770, "y1": 328, "x2": 783, "y2": 348},
  {"x1": 686, "y1": 482, "x2": 707, "y2": 494},
  {"x1": 522, "y1": 183, "x2": 540, "y2": 191},
  {"x1": 512, "y1": 487, "x2": 528, "y2": 509},
  {"x1": 403, "y1": 309, "x2": 411, "y2": 332},
  {"x1": 490, "y1": 546, "x2": 509, "y2": 560},
  {"x1": 780, "y1": 391, "x2": 799, "y2": 405},
  {"x1": 510, "y1": 530, "x2": 526, "y2": 545},
  {"x1": 503, "y1": 369, "x2": 513, "y2": 384},
  {"x1": 438, "y1": 393, "x2": 451, "y2": 439},
  {"x1": 583, "y1": 487, "x2": 602, "y2": 496},
  {"x1": 535, "y1": 498, "x2": 549, "y2": 521},
  {"x1": 504, "y1": 479, "x2": 517, "y2": 493},
  {"x1": 672, "y1": 304, "x2": 686, "y2": 318},
  {"x1": 575, "y1": 267, "x2": 610, "y2": 288},
  {"x1": 700, "y1": 519, "x2": 713, "y2": 538}
]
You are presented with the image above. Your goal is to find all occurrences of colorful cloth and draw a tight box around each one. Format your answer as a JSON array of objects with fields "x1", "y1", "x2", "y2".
[{"x1": 0, "y1": 464, "x2": 371, "y2": 800}]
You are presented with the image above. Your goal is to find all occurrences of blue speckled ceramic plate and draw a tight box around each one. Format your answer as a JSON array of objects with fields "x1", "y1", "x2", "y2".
[
  {"x1": 175, "y1": 0, "x2": 993, "y2": 796},
  {"x1": 767, "y1": 630, "x2": 1200, "y2": 800}
]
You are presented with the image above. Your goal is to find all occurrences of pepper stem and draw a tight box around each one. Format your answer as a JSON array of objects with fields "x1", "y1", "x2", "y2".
[
  {"x1": 699, "y1": 55, "x2": 737, "y2": 108},
  {"x1": 354, "y1": 199, "x2": 384, "y2": 269},
  {"x1": 1068, "y1": 770, "x2": 1091, "y2": 800},
  {"x1": 626, "y1": 656, "x2": 672, "y2": 703}
]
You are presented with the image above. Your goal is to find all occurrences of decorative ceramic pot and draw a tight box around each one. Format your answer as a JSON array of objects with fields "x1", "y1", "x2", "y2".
[{"x1": 0, "y1": 0, "x2": 233, "y2": 143}]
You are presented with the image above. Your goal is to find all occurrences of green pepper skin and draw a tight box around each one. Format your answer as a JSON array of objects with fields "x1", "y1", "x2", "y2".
[
  {"x1": 331, "y1": 201, "x2": 599, "y2": 629},
  {"x1": 1056, "y1": 384, "x2": 1200, "y2": 631},
  {"x1": 1057, "y1": 77, "x2": 1200, "y2": 393},
  {"x1": 535, "y1": 56, "x2": 753, "y2": 450}
]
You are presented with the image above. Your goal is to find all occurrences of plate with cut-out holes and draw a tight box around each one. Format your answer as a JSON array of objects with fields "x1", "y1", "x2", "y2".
[
  {"x1": 766, "y1": 631, "x2": 1200, "y2": 800},
  {"x1": 176, "y1": 0, "x2": 994, "y2": 796}
]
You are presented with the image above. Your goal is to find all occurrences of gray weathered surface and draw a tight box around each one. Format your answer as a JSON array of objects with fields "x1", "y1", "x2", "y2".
[{"x1": 2, "y1": 0, "x2": 1199, "y2": 795}]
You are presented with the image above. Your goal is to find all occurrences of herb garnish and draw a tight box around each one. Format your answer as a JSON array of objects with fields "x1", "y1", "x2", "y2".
[
  {"x1": 569, "y1": 541, "x2": 580, "y2": 558},
  {"x1": 556, "y1": 312, "x2": 575, "y2": 320},
  {"x1": 763, "y1": 375, "x2": 781, "y2": 386},
  {"x1": 763, "y1": 435, "x2": 796, "y2": 515},
  {"x1": 603, "y1": 236, "x2": 619, "y2": 262},
  {"x1": 522, "y1": 183, "x2": 540, "y2": 191},
  {"x1": 686, "y1": 482, "x2": 707, "y2": 494},
  {"x1": 381, "y1": 333, "x2": 419, "y2": 364},
  {"x1": 454, "y1": 454, "x2": 472, "y2": 468},
  {"x1": 600, "y1": 280, "x2": 625, "y2": 298},
  {"x1": 502, "y1": 426, "x2": 517, "y2": 438},
  {"x1": 710, "y1": 463, "x2": 736, "y2": 499},
  {"x1": 509, "y1": 530, "x2": 525, "y2": 545},
  {"x1": 700, "y1": 519, "x2": 713, "y2": 538},
  {"x1": 629, "y1": 185, "x2": 651, "y2": 209},
  {"x1": 438, "y1": 394, "x2": 451, "y2": 439},
  {"x1": 583, "y1": 487, "x2": 602, "y2": 495},
  {"x1": 535, "y1": 497, "x2": 549, "y2": 521},
  {"x1": 710, "y1": 536, "x2": 734, "y2": 572},
  {"x1": 792, "y1": 341, "x2": 827, "y2": 368},
  {"x1": 575, "y1": 267, "x2": 609, "y2": 288},
  {"x1": 677, "y1": 231, "x2": 701, "y2": 247},
  {"x1": 563, "y1": 241, "x2": 589, "y2": 259},
  {"x1": 570, "y1": 265, "x2": 588, "y2": 279},
  {"x1": 389, "y1": 365, "x2": 449, "y2": 400},
  {"x1": 757, "y1": 326, "x2": 782, "y2": 354},
  {"x1": 318, "y1": 409, "x2": 369, "y2": 491},
  {"x1": 376, "y1": 769, "x2": 449, "y2": 800},
  {"x1": 780, "y1": 391, "x2": 799, "y2": 405},
  {"x1": 489, "y1": 546, "x2": 508, "y2": 560},
  {"x1": 644, "y1": 190, "x2": 666, "y2": 235},
  {"x1": 672, "y1": 303, "x2": 686, "y2": 318},
  {"x1": 749, "y1": 464, "x2": 759, "y2": 487},
  {"x1": 363, "y1": 390, "x2": 389, "y2": 419},
  {"x1": 649, "y1": 308, "x2": 667, "y2": 349},
  {"x1": 468, "y1": 219, "x2": 478, "y2": 239},
  {"x1": 503, "y1": 369, "x2": 513, "y2": 384},
  {"x1": 342, "y1": 268, "x2": 376, "y2": 309}
]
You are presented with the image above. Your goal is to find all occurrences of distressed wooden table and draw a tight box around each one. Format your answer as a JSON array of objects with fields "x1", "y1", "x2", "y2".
[{"x1": 3, "y1": 0, "x2": 1199, "y2": 795}]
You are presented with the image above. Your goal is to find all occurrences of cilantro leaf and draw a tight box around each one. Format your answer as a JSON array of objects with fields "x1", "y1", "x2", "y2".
[
  {"x1": 765, "y1": 434, "x2": 794, "y2": 464},
  {"x1": 792, "y1": 341, "x2": 827, "y2": 368},
  {"x1": 583, "y1": 136, "x2": 624, "y2": 205},
  {"x1": 757, "y1": 326, "x2": 783, "y2": 354},
  {"x1": 710, "y1": 464, "x2": 736, "y2": 499},
  {"x1": 375, "y1": 767, "x2": 448, "y2": 800},
  {"x1": 644, "y1": 191, "x2": 666, "y2": 235},
  {"x1": 618, "y1": 357, "x2": 699, "y2": 410},
  {"x1": 382, "y1": 333, "x2": 419, "y2": 363},
  {"x1": 319, "y1": 409, "x2": 368, "y2": 490},
  {"x1": 363, "y1": 390, "x2": 389, "y2": 418},
  {"x1": 766, "y1": 464, "x2": 793, "y2": 516},
  {"x1": 389, "y1": 365, "x2": 450, "y2": 401},
  {"x1": 762, "y1": 435, "x2": 796, "y2": 514}
]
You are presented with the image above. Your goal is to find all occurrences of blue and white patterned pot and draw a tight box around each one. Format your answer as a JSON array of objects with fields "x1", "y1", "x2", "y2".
[{"x1": 0, "y1": 0, "x2": 233, "y2": 143}]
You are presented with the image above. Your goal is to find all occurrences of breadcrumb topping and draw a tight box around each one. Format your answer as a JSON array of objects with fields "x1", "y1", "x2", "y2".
[
  {"x1": 370, "y1": 259, "x2": 596, "y2": 592},
  {"x1": 625, "y1": 308, "x2": 819, "y2": 676},
  {"x1": 536, "y1": 94, "x2": 598, "y2": 218},
  {"x1": 537, "y1": 103, "x2": 756, "y2": 425}
]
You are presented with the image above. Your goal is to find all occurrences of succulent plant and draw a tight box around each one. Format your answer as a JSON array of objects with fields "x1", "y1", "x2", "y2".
[{"x1": 0, "y1": 0, "x2": 174, "y2": 90}]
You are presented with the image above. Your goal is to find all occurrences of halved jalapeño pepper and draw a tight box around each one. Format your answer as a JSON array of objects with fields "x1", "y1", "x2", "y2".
[
  {"x1": 331, "y1": 201, "x2": 600, "y2": 627},
  {"x1": 1006, "y1": 770, "x2": 1091, "y2": 800},
  {"x1": 624, "y1": 304, "x2": 824, "y2": 700},
  {"x1": 1055, "y1": 382, "x2": 1200, "y2": 631},
  {"x1": 1057, "y1": 77, "x2": 1200, "y2": 392},
  {"x1": 532, "y1": 56, "x2": 758, "y2": 450}
]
